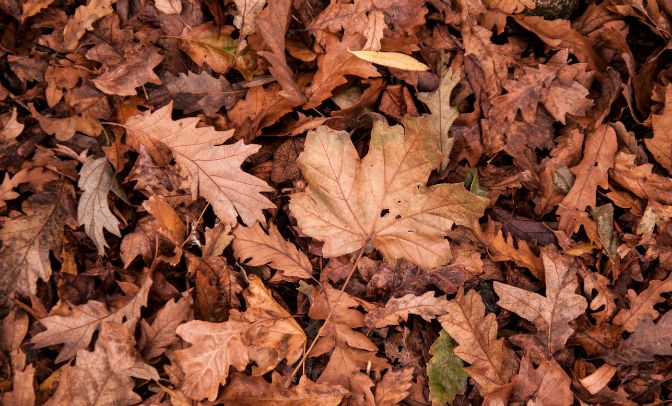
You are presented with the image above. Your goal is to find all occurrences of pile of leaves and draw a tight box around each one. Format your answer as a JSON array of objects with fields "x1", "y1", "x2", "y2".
[{"x1": 1, "y1": 0, "x2": 672, "y2": 404}]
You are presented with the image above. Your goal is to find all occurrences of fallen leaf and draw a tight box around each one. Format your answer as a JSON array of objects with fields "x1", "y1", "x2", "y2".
[
  {"x1": 232, "y1": 222, "x2": 312, "y2": 280},
  {"x1": 92, "y1": 47, "x2": 163, "y2": 96},
  {"x1": 27, "y1": 104, "x2": 101, "y2": 141},
  {"x1": 140, "y1": 295, "x2": 192, "y2": 361},
  {"x1": 154, "y1": 0, "x2": 181, "y2": 14},
  {"x1": 21, "y1": 0, "x2": 55, "y2": 21},
  {"x1": 579, "y1": 266, "x2": 617, "y2": 325},
  {"x1": 1, "y1": 364, "x2": 35, "y2": 406},
  {"x1": 98, "y1": 319, "x2": 160, "y2": 381},
  {"x1": 417, "y1": 67, "x2": 460, "y2": 172},
  {"x1": 607, "y1": 311, "x2": 672, "y2": 364},
  {"x1": 579, "y1": 363, "x2": 617, "y2": 395},
  {"x1": 221, "y1": 373, "x2": 348, "y2": 405},
  {"x1": 179, "y1": 23, "x2": 239, "y2": 74},
  {"x1": 124, "y1": 102, "x2": 275, "y2": 226},
  {"x1": 375, "y1": 368, "x2": 413, "y2": 405},
  {"x1": 0, "y1": 180, "x2": 76, "y2": 298},
  {"x1": 233, "y1": 0, "x2": 266, "y2": 44},
  {"x1": 290, "y1": 116, "x2": 488, "y2": 269},
  {"x1": 610, "y1": 151, "x2": 672, "y2": 205},
  {"x1": 427, "y1": 330, "x2": 467, "y2": 405},
  {"x1": 142, "y1": 194, "x2": 186, "y2": 245},
  {"x1": 0, "y1": 108, "x2": 24, "y2": 141},
  {"x1": 613, "y1": 274, "x2": 672, "y2": 332},
  {"x1": 349, "y1": 49, "x2": 430, "y2": 71},
  {"x1": 62, "y1": 0, "x2": 115, "y2": 51},
  {"x1": 439, "y1": 288, "x2": 517, "y2": 395},
  {"x1": 364, "y1": 291, "x2": 450, "y2": 328},
  {"x1": 77, "y1": 157, "x2": 123, "y2": 255},
  {"x1": 494, "y1": 247, "x2": 587, "y2": 354},
  {"x1": 509, "y1": 356, "x2": 573, "y2": 406},
  {"x1": 164, "y1": 71, "x2": 240, "y2": 115},
  {"x1": 646, "y1": 84, "x2": 672, "y2": 172}
]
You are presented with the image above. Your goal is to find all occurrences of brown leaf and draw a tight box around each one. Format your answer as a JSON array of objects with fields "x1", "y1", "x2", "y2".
[
  {"x1": 62, "y1": 0, "x2": 114, "y2": 51},
  {"x1": 1, "y1": 364, "x2": 35, "y2": 406},
  {"x1": 557, "y1": 124, "x2": 617, "y2": 235},
  {"x1": 365, "y1": 291, "x2": 450, "y2": 328},
  {"x1": 579, "y1": 266, "x2": 617, "y2": 325},
  {"x1": 154, "y1": 0, "x2": 181, "y2": 14},
  {"x1": 228, "y1": 83, "x2": 298, "y2": 141},
  {"x1": 494, "y1": 247, "x2": 587, "y2": 354},
  {"x1": 140, "y1": 294, "x2": 193, "y2": 361},
  {"x1": 439, "y1": 288, "x2": 517, "y2": 395},
  {"x1": 124, "y1": 102, "x2": 275, "y2": 226},
  {"x1": 613, "y1": 273, "x2": 672, "y2": 332},
  {"x1": 187, "y1": 254, "x2": 242, "y2": 322},
  {"x1": 31, "y1": 272, "x2": 152, "y2": 362},
  {"x1": 607, "y1": 311, "x2": 672, "y2": 364},
  {"x1": 304, "y1": 33, "x2": 381, "y2": 108},
  {"x1": 646, "y1": 84, "x2": 672, "y2": 172},
  {"x1": 509, "y1": 356, "x2": 573, "y2": 406},
  {"x1": 0, "y1": 108, "x2": 24, "y2": 141},
  {"x1": 610, "y1": 151, "x2": 672, "y2": 205},
  {"x1": 374, "y1": 367, "x2": 413, "y2": 406},
  {"x1": 221, "y1": 373, "x2": 348, "y2": 405},
  {"x1": 27, "y1": 104, "x2": 101, "y2": 141},
  {"x1": 179, "y1": 23, "x2": 243, "y2": 75},
  {"x1": 98, "y1": 319, "x2": 159, "y2": 381},
  {"x1": 164, "y1": 71, "x2": 241, "y2": 115},
  {"x1": 290, "y1": 117, "x2": 488, "y2": 270},
  {"x1": 0, "y1": 180, "x2": 76, "y2": 298},
  {"x1": 233, "y1": 0, "x2": 266, "y2": 43},
  {"x1": 271, "y1": 138, "x2": 303, "y2": 183},
  {"x1": 92, "y1": 47, "x2": 163, "y2": 96},
  {"x1": 232, "y1": 222, "x2": 312, "y2": 280},
  {"x1": 257, "y1": 0, "x2": 306, "y2": 104},
  {"x1": 579, "y1": 363, "x2": 617, "y2": 395},
  {"x1": 142, "y1": 194, "x2": 186, "y2": 245}
]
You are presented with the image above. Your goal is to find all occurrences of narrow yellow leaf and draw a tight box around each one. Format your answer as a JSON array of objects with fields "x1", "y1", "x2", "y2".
[{"x1": 348, "y1": 49, "x2": 429, "y2": 71}]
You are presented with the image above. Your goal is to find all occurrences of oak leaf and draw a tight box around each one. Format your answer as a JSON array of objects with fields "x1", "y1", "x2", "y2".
[
  {"x1": 613, "y1": 274, "x2": 672, "y2": 332},
  {"x1": 228, "y1": 83, "x2": 298, "y2": 141},
  {"x1": 31, "y1": 272, "x2": 152, "y2": 362},
  {"x1": 124, "y1": 102, "x2": 275, "y2": 226},
  {"x1": 27, "y1": 103, "x2": 101, "y2": 141},
  {"x1": 174, "y1": 319, "x2": 249, "y2": 401},
  {"x1": 256, "y1": 0, "x2": 305, "y2": 104},
  {"x1": 349, "y1": 50, "x2": 430, "y2": 71},
  {"x1": 494, "y1": 247, "x2": 587, "y2": 354},
  {"x1": 509, "y1": 356, "x2": 573, "y2": 406},
  {"x1": 374, "y1": 368, "x2": 413, "y2": 406},
  {"x1": 77, "y1": 157, "x2": 125, "y2": 255},
  {"x1": 140, "y1": 295, "x2": 192, "y2": 361},
  {"x1": 179, "y1": 23, "x2": 242, "y2": 74},
  {"x1": 647, "y1": 84, "x2": 672, "y2": 172},
  {"x1": 1, "y1": 364, "x2": 35, "y2": 406},
  {"x1": 164, "y1": 71, "x2": 240, "y2": 115},
  {"x1": 232, "y1": 222, "x2": 313, "y2": 280},
  {"x1": 417, "y1": 67, "x2": 460, "y2": 172},
  {"x1": 62, "y1": 0, "x2": 115, "y2": 51},
  {"x1": 290, "y1": 117, "x2": 488, "y2": 270},
  {"x1": 304, "y1": 33, "x2": 381, "y2": 108},
  {"x1": 0, "y1": 180, "x2": 76, "y2": 298},
  {"x1": 221, "y1": 373, "x2": 349, "y2": 405},
  {"x1": 610, "y1": 151, "x2": 672, "y2": 205},
  {"x1": 607, "y1": 311, "x2": 672, "y2": 364},
  {"x1": 427, "y1": 331, "x2": 467, "y2": 405},
  {"x1": 92, "y1": 47, "x2": 163, "y2": 96},
  {"x1": 98, "y1": 319, "x2": 159, "y2": 381},
  {"x1": 439, "y1": 288, "x2": 517, "y2": 395},
  {"x1": 579, "y1": 266, "x2": 617, "y2": 325},
  {"x1": 364, "y1": 291, "x2": 450, "y2": 328}
]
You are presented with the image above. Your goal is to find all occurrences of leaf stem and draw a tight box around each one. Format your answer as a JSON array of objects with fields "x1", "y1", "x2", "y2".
[{"x1": 285, "y1": 244, "x2": 368, "y2": 387}]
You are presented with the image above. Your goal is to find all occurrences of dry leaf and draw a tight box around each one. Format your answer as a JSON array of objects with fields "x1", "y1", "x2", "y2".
[
  {"x1": 140, "y1": 295, "x2": 192, "y2": 361},
  {"x1": 221, "y1": 373, "x2": 348, "y2": 405},
  {"x1": 509, "y1": 356, "x2": 573, "y2": 406},
  {"x1": 579, "y1": 363, "x2": 617, "y2": 395},
  {"x1": 27, "y1": 103, "x2": 101, "y2": 141},
  {"x1": 607, "y1": 311, "x2": 672, "y2": 364},
  {"x1": 290, "y1": 116, "x2": 488, "y2": 270},
  {"x1": 142, "y1": 194, "x2": 186, "y2": 245},
  {"x1": 364, "y1": 291, "x2": 450, "y2": 328},
  {"x1": 349, "y1": 49, "x2": 430, "y2": 71},
  {"x1": 439, "y1": 288, "x2": 517, "y2": 395},
  {"x1": 0, "y1": 108, "x2": 24, "y2": 140},
  {"x1": 613, "y1": 274, "x2": 672, "y2": 332},
  {"x1": 374, "y1": 368, "x2": 413, "y2": 405},
  {"x1": 98, "y1": 319, "x2": 160, "y2": 381},
  {"x1": 646, "y1": 84, "x2": 672, "y2": 172},
  {"x1": 164, "y1": 71, "x2": 240, "y2": 115},
  {"x1": 124, "y1": 102, "x2": 275, "y2": 226},
  {"x1": 77, "y1": 157, "x2": 123, "y2": 255},
  {"x1": 179, "y1": 23, "x2": 239, "y2": 74},
  {"x1": 232, "y1": 222, "x2": 312, "y2": 280},
  {"x1": 62, "y1": 0, "x2": 115, "y2": 50},
  {"x1": 92, "y1": 47, "x2": 163, "y2": 96},
  {"x1": 0, "y1": 181, "x2": 76, "y2": 298},
  {"x1": 2, "y1": 364, "x2": 35, "y2": 406},
  {"x1": 155, "y1": 0, "x2": 181, "y2": 14},
  {"x1": 494, "y1": 248, "x2": 587, "y2": 354}
]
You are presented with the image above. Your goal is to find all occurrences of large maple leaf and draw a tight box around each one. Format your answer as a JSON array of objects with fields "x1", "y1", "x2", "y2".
[
  {"x1": 289, "y1": 116, "x2": 488, "y2": 269},
  {"x1": 124, "y1": 102, "x2": 274, "y2": 226}
]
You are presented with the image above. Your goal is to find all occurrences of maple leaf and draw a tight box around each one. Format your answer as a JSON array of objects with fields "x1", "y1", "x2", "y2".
[
  {"x1": 221, "y1": 373, "x2": 349, "y2": 405},
  {"x1": 62, "y1": 0, "x2": 115, "y2": 51},
  {"x1": 509, "y1": 356, "x2": 573, "y2": 406},
  {"x1": 427, "y1": 331, "x2": 467, "y2": 405},
  {"x1": 557, "y1": 124, "x2": 617, "y2": 235},
  {"x1": 257, "y1": 0, "x2": 305, "y2": 104},
  {"x1": 607, "y1": 311, "x2": 672, "y2": 364},
  {"x1": 364, "y1": 291, "x2": 450, "y2": 328},
  {"x1": 439, "y1": 288, "x2": 517, "y2": 395},
  {"x1": 232, "y1": 222, "x2": 313, "y2": 280},
  {"x1": 1, "y1": 364, "x2": 35, "y2": 406},
  {"x1": 304, "y1": 33, "x2": 381, "y2": 108},
  {"x1": 92, "y1": 47, "x2": 163, "y2": 96},
  {"x1": 417, "y1": 67, "x2": 460, "y2": 172},
  {"x1": 164, "y1": 71, "x2": 240, "y2": 115},
  {"x1": 0, "y1": 180, "x2": 76, "y2": 298},
  {"x1": 124, "y1": 102, "x2": 275, "y2": 226},
  {"x1": 139, "y1": 294, "x2": 192, "y2": 361},
  {"x1": 494, "y1": 247, "x2": 587, "y2": 354},
  {"x1": 77, "y1": 157, "x2": 125, "y2": 255},
  {"x1": 290, "y1": 117, "x2": 488, "y2": 270},
  {"x1": 31, "y1": 272, "x2": 152, "y2": 363},
  {"x1": 309, "y1": 284, "x2": 389, "y2": 402},
  {"x1": 613, "y1": 274, "x2": 672, "y2": 332}
]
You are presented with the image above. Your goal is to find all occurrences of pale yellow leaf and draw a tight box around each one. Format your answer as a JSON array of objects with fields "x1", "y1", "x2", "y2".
[{"x1": 349, "y1": 49, "x2": 429, "y2": 71}]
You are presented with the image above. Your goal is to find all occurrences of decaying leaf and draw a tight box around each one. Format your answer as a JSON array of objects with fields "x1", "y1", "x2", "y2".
[
  {"x1": 221, "y1": 373, "x2": 349, "y2": 405},
  {"x1": 290, "y1": 116, "x2": 488, "y2": 270},
  {"x1": 427, "y1": 330, "x2": 467, "y2": 405},
  {"x1": 607, "y1": 311, "x2": 672, "y2": 364},
  {"x1": 646, "y1": 84, "x2": 672, "y2": 172},
  {"x1": 494, "y1": 247, "x2": 587, "y2": 354},
  {"x1": 613, "y1": 274, "x2": 672, "y2": 332},
  {"x1": 509, "y1": 356, "x2": 573, "y2": 406},
  {"x1": 364, "y1": 291, "x2": 450, "y2": 328}
]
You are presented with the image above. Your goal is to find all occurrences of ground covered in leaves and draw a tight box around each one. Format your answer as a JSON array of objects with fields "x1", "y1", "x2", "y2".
[{"x1": 1, "y1": 0, "x2": 672, "y2": 404}]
